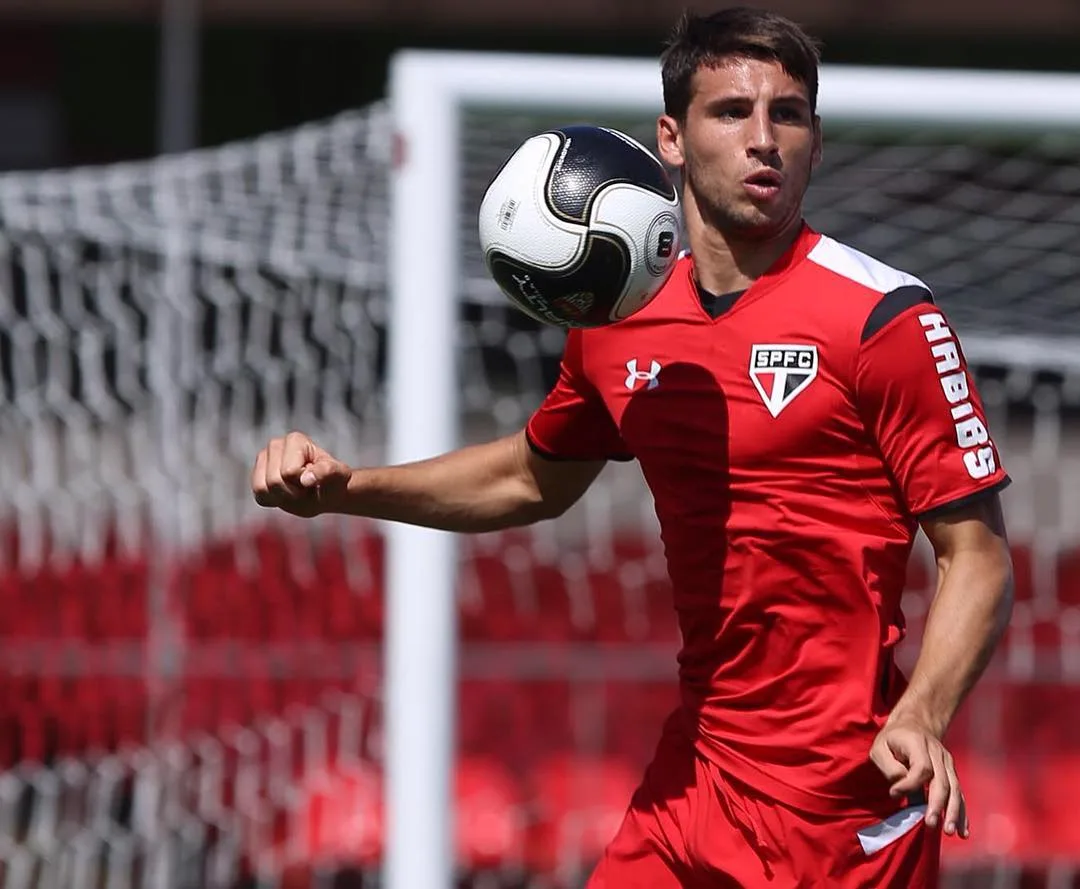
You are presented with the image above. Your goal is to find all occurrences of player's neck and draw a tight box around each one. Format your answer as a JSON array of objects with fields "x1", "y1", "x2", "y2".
[{"x1": 686, "y1": 207, "x2": 805, "y2": 296}]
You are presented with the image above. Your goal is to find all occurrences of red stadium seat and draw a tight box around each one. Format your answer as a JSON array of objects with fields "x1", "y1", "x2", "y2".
[
  {"x1": 323, "y1": 584, "x2": 362, "y2": 641},
  {"x1": 55, "y1": 566, "x2": 93, "y2": 638},
  {"x1": 455, "y1": 756, "x2": 526, "y2": 870},
  {"x1": 354, "y1": 586, "x2": 384, "y2": 639},
  {"x1": 587, "y1": 540, "x2": 681, "y2": 647},
  {"x1": 1009, "y1": 544, "x2": 1035, "y2": 603},
  {"x1": 1031, "y1": 618, "x2": 1064, "y2": 673},
  {"x1": 14, "y1": 703, "x2": 46, "y2": 764},
  {"x1": 283, "y1": 760, "x2": 385, "y2": 869},
  {"x1": 589, "y1": 567, "x2": 680, "y2": 645},
  {"x1": 458, "y1": 680, "x2": 517, "y2": 759},
  {"x1": 1056, "y1": 546, "x2": 1080, "y2": 607},
  {"x1": 458, "y1": 679, "x2": 576, "y2": 769},
  {"x1": 525, "y1": 753, "x2": 640, "y2": 875},
  {"x1": 459, "y1": 550, "x2": 528, "y2": 642},
  {"x1": 1000, "y1": 682, "x2": 1079, "y2": 754},
  {"x1": 178, "y1": 525, "x2": 386, "y2": 644},
  {"x1": 275, "y1": 755, "x2": 523, "y2": 875},
  {"x1": 1028, "y1": 752, "x2": 1080, "y2": 859},
  {"x1": 601, "y1": 679, "x2": 679, "y2": 768},
  {"x1": 999, "y1": 602, "x2": 1067, "y2": 678},
  {"x1": 945, "y1": 749, "x2": 1031, "y2": 862},
  {"x1": 8, "y1": 572, "x2": 51, "y2": 636},
  {"x1": 530, "y1": 564, "x2": 578, "y2": 643},
  {"x1": 100, "y1": 559, "x2": 150, "y2": 637}
]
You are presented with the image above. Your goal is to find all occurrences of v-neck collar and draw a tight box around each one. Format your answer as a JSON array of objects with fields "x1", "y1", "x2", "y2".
[{"x1": 682, "y1": 221, "x2": 821, "y2": 325}]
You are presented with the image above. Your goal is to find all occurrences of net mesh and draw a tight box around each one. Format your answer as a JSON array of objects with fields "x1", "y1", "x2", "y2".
[
  {"x1": 0, "y1": 694, "x2": 386, "y2": 889},
  {"x1": 0, "y1": 81, "x2": 1076, "y2": 888}
]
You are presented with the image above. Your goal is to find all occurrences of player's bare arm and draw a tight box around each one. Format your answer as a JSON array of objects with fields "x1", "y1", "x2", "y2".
[
  {"x1": 870, "y1": 492, "x2": 1014, "y2": 839},
  {"x1": 251, "y1": 429, "x2": 604, "y2": 532}
]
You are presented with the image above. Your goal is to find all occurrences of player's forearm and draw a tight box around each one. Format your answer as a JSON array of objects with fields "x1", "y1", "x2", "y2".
[
  {"x1": 888, "y1": 547, "x2": 1013, "y2": 739},
  {"x1": 330, "y1": 434, "x2": 552, "y2": 533}
]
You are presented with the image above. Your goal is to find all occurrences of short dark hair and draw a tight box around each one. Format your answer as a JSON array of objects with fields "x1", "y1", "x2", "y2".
[{"x1": 661, "y1": 7, "x2": 822, "y2": 120}]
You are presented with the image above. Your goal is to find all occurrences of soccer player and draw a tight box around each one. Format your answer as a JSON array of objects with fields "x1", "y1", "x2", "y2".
[{"x1": 251, "y1": 7, "x2": 1015, "y2": 886}]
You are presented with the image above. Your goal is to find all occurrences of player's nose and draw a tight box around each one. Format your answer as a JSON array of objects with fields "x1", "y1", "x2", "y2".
[{"x1": 746, "y1": 107, "x2": 779, "y2": 158}]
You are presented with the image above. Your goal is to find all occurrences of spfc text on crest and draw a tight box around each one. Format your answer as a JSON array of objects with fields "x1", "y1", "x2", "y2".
[{"x1": 749, "y1": 344, "x2": 819, "y2": 418}]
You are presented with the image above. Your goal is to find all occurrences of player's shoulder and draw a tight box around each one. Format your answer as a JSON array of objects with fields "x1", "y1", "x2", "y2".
[
  {"x1": 804, "y1": 233, "x2": 935, "y2": 344},
  {"x1": 806, "y1": 234, "x2": 930, "y2": 297}
]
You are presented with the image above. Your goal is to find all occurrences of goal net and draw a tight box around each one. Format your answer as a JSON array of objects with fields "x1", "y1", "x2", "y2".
[{"x1": 0, "y1": 52, "x2": 1078, "y2": 889}]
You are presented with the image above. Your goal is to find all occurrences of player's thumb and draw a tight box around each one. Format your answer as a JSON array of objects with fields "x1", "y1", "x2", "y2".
[{"x1": 299, "y1": 459, "x2": 350, "y2": 490}]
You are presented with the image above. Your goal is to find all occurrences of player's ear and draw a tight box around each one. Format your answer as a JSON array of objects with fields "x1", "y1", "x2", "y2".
[
  {"x1": 657, "y1": 114, "x2": 684, "y2": 168},
  {"x1": 811, "y1": 115, "x2": 823, "y2": 169}
]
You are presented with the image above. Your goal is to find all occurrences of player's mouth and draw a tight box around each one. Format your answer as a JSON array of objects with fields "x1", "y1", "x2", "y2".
[{"x1": 743, "y1": 169, "x2": 783, "y2": 201}]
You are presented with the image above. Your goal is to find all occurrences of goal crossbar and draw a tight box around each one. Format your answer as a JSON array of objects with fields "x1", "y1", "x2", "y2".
[{"x1": 393, "y1": 50, "x2": 1080, "y2": 126}]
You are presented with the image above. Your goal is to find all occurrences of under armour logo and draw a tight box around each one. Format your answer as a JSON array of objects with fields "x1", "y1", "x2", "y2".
[{"x1": 625, "y1": 359, "x2": 662, "y2": 391}]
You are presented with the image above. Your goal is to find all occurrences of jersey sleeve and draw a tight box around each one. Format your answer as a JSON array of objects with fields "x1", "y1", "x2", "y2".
[
  {"x1": 526, "y1": 330, "x2": 633, "y2": 462},
  {"x1": 855, "y1": 292, "x2": 1010, "y2": 520}
]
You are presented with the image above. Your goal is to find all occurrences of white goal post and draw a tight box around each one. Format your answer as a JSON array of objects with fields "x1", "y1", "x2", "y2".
[{"x1": 387, "y1": 50, "x2": 1080, "y2": 889}]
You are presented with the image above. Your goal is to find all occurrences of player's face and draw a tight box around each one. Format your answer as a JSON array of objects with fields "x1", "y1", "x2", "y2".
[{"x1": 657, "y1": 57, "x2": 822, "y2": 240}]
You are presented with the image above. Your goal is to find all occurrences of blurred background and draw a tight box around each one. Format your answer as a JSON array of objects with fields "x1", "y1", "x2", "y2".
[
  {"x1": 2, "y1": 0, "x2": 1080, "y2": 170},
  {"x1": 0, "y1": 1, "x2": 1078, "y2": 887}
]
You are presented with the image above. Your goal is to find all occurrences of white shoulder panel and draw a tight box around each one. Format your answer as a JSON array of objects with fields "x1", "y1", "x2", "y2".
[{"x1": 807, "y1": 235, "x2": 930, "y2": 295}]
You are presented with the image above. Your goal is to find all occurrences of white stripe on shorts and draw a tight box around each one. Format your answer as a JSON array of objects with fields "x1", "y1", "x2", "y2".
[{"x1": 856, "y1": 804, "x2": 928, "y2": 855}]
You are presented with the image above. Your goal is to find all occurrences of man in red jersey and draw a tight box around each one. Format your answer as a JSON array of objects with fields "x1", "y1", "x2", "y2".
[{"x1": 251, "y1": 7, "x2": 1014, "y2": 887}]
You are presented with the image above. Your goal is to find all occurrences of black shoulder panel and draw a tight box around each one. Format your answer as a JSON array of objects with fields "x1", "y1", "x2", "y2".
[{"x1": 861, "y1": 285, "x2": 934, "y2": 344}]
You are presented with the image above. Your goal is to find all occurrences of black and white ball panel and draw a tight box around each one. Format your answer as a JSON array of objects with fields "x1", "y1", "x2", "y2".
[
  {"x1": 480, "y1": 132, "x2": 588, "y2": 272},
  {"x1": 543, "y1": 126, "x2": 678, "y2": 224},
  {"x1": 487, "y1": 234, "x2": 629, "y2": 328},
  {"x1": 478, "y1": 124, "x2": 682, "y2": 328},
  {"x1": 588, "y1": 184, "x2": 679, "y2": 319}
]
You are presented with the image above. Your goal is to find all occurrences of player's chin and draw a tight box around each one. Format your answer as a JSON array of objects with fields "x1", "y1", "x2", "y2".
[
  {"x1": 739, "y1": 199, "x2": 802, "y2": 238},
  {"x1": 704, "y1": 196, "x2": 795, "y2": 240},
  {"x1": 727, "y1": 210, "x2": 796, "y2": 241}
]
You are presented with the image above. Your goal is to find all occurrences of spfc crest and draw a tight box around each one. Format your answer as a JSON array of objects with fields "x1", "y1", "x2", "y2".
[{"x1": 749, "y1": 344, "x2": 818, "y2": 418}]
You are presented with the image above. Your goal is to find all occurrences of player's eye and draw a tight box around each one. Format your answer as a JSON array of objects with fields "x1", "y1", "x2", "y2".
[
  {"x1": 709, "y1": 102, "x2": 750, "y2": 120},
  {"x1": 772, "y1": 105, "x2": 809, "y2": 124}
]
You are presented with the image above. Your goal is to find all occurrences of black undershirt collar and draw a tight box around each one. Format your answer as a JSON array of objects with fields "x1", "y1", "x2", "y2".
[{"x1": 695, "y1": 280, "x2": 748, "y2": 319}]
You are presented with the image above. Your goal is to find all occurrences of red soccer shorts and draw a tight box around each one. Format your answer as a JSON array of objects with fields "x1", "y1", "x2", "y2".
[{"x1": 587, "y1": 717, "x2": 940, "y2": 889}]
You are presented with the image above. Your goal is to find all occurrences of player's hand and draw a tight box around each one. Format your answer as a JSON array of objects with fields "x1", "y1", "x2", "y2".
[
  {"x1": 870, "y1": 718, "x2": 969, "y2": 839},
  {"x1": 251, "y1": 431, "x2": 352, "y2": 518}
]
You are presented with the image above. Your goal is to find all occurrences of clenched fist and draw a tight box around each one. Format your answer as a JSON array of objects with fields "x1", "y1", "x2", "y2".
[{"x1": 251, "y1": 431, "x2": 352, "y2": 518}]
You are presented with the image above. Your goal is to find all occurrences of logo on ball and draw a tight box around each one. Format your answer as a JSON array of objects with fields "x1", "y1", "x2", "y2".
[
  {"x1": 552, "y1": 291, "x2": 595, "y2": 320},
  {"x1": 646, "y1": 213, "x2": 680, "y2": 276},
  {"x1": 498, "y1": 198, "x2": 520, "y2": 232},
  {"x1": 510, "y1": 272, "x2": 563, "y2": 326}
]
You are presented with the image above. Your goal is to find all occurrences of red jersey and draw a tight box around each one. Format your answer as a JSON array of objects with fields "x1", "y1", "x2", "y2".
[{"x1": 526, "y1": 223, "x2": 1009, "y2": 816}]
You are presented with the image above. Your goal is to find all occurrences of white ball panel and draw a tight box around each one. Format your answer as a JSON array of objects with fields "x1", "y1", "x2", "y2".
[
  {"x1": 478, "y1": 133, "x2": 586, "y2": 271},
  {"x1": 589, "y1": 183, "x2": 682, "y2": 320}
]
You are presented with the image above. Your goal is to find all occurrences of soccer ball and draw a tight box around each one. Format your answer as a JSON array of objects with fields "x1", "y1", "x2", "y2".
[{"x1": 478, "y1": 125, "x2": 682, "y2": 329}]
